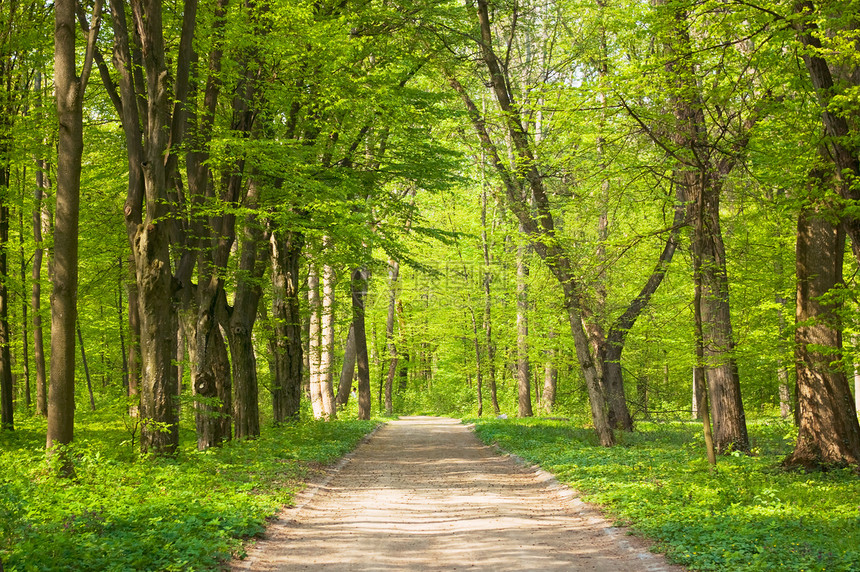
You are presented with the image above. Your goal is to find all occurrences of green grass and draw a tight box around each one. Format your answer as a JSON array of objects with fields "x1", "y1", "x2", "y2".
[
  {"x1": 0, "y1": 407, "x2": 378, "y2": 571},
  {"x1": 469, "y1": 416, "x2": 860, "y2": 572}
]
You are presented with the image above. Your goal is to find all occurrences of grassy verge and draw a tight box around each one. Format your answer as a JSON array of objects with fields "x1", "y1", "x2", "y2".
[
  {"x1": 0, "y1": 408, "x2": 378, "y2": 571},
  {"x1": 470, "y1": 417, "x2": 860, "y2": 572}
]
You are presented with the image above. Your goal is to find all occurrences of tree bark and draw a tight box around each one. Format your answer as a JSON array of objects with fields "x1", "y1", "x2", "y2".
[
  {"x1": 18, "y1": 204, "x2": 29, "y2": 407},
  {"x1": 308, "y1": 262, "x2": 324, "y2": 419},
  {"x1": 384, "y1": 259, "x2": 399, "y2": 415},
  {"x1": 47, "y1": 0, "x2": 100, "y2": 450},
  {"x1": 270, "y1": 227, "x2": 303, "y2": 422},
  {"x1": 658, "y1": 1, "x2": 749, "y2": 453},
  {"x1": 516, "y1": 230, "x2": 532, "y2": 417},
  {"x1": 32, "y1": 159, "x2": 49, "y2": 417},
  {"x1": 335, "y1": 323, "x2": 356, "y2": 408},
  {"x1": 77, "y1": 321, "x2": 95, "y2": 411},
  {"x1": 227, "y1": 178, "x2": 267, "y2": 438},
  {"x1": 481, "y1": 185, "x2": 500, "y2": 415},
  {"x1": 785, "y1": 201, "x2": 860, "y2": 468},
  {"x1": 351, "y1": 267, "x2": 372, "y2": 420},
  {"x1": 319, "y1": 259, "x2": 337, "y2": 420}
]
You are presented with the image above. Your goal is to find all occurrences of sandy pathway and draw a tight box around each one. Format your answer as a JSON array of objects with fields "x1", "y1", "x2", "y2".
[{"x1": 233, "y1": 416, "x2": 685, "y2": 571}]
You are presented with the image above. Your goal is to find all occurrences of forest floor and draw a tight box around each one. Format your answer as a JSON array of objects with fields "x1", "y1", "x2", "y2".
[{"x1": 232, "y1": 416, "x2": 686, "y2": 571}]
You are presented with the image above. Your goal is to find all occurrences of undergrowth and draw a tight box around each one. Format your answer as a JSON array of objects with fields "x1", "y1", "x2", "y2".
[
  {"x1": 470, "y1": 416, "x2": 860, "y2": 572},
  {"x1": 0, "y1": 406, "x2": 377, "y2": 571}
]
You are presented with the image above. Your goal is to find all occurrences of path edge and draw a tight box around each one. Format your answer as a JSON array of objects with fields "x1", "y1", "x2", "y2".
[
  {"x1": 231, "y1": 422, "x2": 386, "y2": 571},
  {"x1": 464, "y1": 422, "x2": 684, "y2": 572}
]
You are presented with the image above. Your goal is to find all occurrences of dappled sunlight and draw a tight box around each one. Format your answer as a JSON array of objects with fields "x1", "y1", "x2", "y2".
[{"x1": 237, "y1": 417, "x2": 682, "y2": 571}]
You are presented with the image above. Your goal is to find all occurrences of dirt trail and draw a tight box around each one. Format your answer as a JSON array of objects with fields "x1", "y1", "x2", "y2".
[{"x1": 233, "y1": 416, "x2": 685, "y2": 571}]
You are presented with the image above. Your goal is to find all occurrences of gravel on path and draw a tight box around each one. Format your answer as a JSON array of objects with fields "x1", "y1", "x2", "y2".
[{"x1": 232, "y1": 416, "x2": 686, "y2": 571}]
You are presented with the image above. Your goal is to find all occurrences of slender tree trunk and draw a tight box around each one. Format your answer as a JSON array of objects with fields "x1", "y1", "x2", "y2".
[
  {"x1": 542, "y1": 337, "x2": 556, "y2": 415},
  {"x1": 448, "y1": 66, "x2": 613, "y2": 445},
  {"x1": 516, "y1": 231, "x2": 532, "y2": 417},
  {"x1": 335, "y1": 324, "x2": 356, "y2": 408},
  {"x1": 270, "y1": 227, "x2": 303, "y2": 422},
  {"x1": 18, "y1": 203, "x2": 29, "y2": 407},
  {"x1": 308, "y1": 262, "x2": 324, "y2": 419},
  {"x1": 33, "y1": 160, "x2": 49, "y2": 417},
  {"x1": 351, "y1": 267, "x2": 372, "y2": 420},
  {"x1": 785, "y1": 201, "x2": 860, "y2": 468},
  {"x1": 125, "y1": 259, "x2": 141, "y2": 415},
  {"x1": 481, "y1": 187, "x2": 500, "y2": 415},
  {"x1": 468, "y1": 307, "x2": 483, "y2": 416},
  {"x1": 384, "y1": 259, "x2": 399, "y2": 415},
  {"x1": 319, "y1": 259, "x2": 336, "y2": 420},
  {"x1": 0, "y1": 170, "x2": 12, "y2": 431},
  {"x1": 76, "y1": 321, "x2": 95, "y2": 411}
]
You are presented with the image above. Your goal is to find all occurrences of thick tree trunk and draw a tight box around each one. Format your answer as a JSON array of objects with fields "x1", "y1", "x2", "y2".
[
  {"x1": 697, "y1": 181, "x2": 749, "y2": 453},
  {"x1": 270, "y1": 228, "x2": 303, "y2": 422},
  {"x1": 351, "y1": 267, "x2": 372, "y2": 420},
  {"x1": 47, "y1": 0, "x2": 94, "y2": 448},
  {"x1": 657, "y1": 0, "x2": 749, "y2": 453},
  {"x1": 516, "y1": 232, "x2": 532, "y2": 417},
  {"x1": 228, "y1": 179, "x2": 266, "y2": 438},
  {"x1": 191, "y1": 291, "x2": 232, "y2": 448},
  {"x1": 785, "y1": 204, "x2": 860, "y2": 468},
  {"x1": 335, "y1": 324, "x2": 356, "y2": 408},
  {"x1": 113, "y1": 0, "x2": 196, "y2": 455}
]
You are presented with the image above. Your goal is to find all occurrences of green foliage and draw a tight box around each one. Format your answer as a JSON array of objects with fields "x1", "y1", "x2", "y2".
[
  {"x1": 0, "y1": 411, "x2": 377, "y2": 571},
  {"x1": 471, "y1": 417, "x2": 860, "y2": 572}
]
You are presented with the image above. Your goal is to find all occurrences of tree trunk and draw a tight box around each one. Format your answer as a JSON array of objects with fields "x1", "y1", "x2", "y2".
[
  {"x1": 468, "y1": 307, "x2": 483, "y2": 417},
  {"x1": 33, "y1": 160, "x2": 49, "y2": 417},
  {"x1": 785, "y1": 203, "x2": 860, "y2": 468},
  {"x1": 270, "y1": 227, "x2": 303, "y2": 423},
  {"x1": 481, "y1": 187, "x2": 500, "y2": 415},
  {"x1": 319, "y1": 260, "x2": 336, "y2": 420},
  {"x1": 516, "y1": 232, "x2": 532, "y2": 417},
  {"x1": 308, "y1": 262, "x2": 324, "y2": 419},
  {"x1": 18, "y1": 204, "x2": 29, "y2": 407},
  {"x1": 384, "y1": 259, "x2": 399, "y2": 415},
  {"x1": 228, "y1": 178, "x2": 266, "y2": 438},
  {"x1": 697, "y1": 182, "x2": 749, "y2": 453},
  {"x1": 447, "y1": 63, "x2": 613, "y2": 445},
  {"x1": 351, "y1": 267, "x2": 372, "y2": 420},
  {"x1": 47, "y1": 0, "x2": 97, "y2": 449},
  {"x1": 113, "y1": 0, "x2": 196, "y2": 455},
  {"x1": 77, "y1": 321, "x2": 95, "y2": 411},
  {"x1": 335, "y1": 324, "x2": 356, "y2": 409},
  {"x1": 658, "y1": 0, "x2": 749, "y2": 453},
  {"x1": 542, "y1": 356, "x2": 556, "y2": 415}
]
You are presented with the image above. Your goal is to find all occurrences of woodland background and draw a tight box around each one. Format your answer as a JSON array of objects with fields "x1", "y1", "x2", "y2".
[{"x1": 0, "y1": 0, "x2": 860, "y2": 568}]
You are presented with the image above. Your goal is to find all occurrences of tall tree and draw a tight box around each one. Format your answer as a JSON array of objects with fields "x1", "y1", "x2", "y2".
[{"x1": 47, "y1": 0, "x2": 101, "y2": 455}]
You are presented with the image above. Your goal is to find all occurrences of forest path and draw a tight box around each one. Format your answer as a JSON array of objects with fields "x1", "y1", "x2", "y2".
[{"x1": 232, "y1": 416, "x2": 685, "y2": 571}]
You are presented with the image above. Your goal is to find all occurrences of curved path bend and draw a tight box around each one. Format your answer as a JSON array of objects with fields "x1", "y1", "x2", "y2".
[{"x1": 234, "y1": 416, "x2": 685, "y2": 571}]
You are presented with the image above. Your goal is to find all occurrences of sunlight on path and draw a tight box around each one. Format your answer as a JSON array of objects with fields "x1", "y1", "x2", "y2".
[{"x1": 233, "y1": 416, "x2": 685, "y2": 571}]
